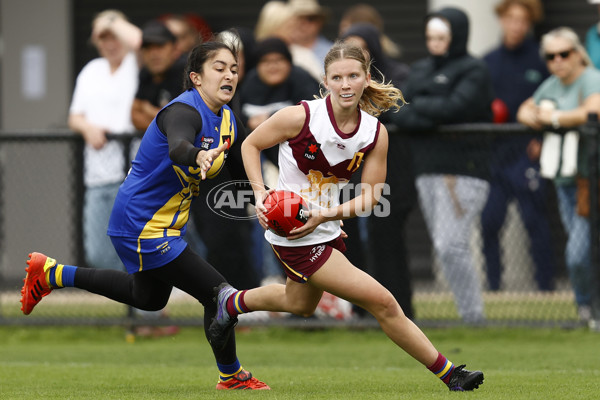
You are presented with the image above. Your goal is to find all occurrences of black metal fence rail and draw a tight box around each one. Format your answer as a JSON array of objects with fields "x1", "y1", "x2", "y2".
[{"x1": 0, "y1": 122, "x2": 598, "y2": 328}]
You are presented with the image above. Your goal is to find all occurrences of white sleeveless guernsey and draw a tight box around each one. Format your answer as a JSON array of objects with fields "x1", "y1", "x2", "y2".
[{"x1": 265, "y1": 96, "x2": 381, "y2": 247}]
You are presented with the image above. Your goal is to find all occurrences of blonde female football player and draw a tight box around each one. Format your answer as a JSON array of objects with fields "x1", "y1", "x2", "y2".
[{"x1": 209, "y1": 41, "x2": 484, "y2": 392}]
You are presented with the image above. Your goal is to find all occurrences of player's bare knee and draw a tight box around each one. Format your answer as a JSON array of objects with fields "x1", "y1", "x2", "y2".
[
  {"x1": 289, "y1": 302, "x2": 317, "y2": 317},
  {"x1": 372, "y1": 292, "x2": 403, "y2": 320}
]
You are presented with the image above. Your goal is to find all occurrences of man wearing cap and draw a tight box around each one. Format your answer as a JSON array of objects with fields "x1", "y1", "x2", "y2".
[
  {"x1": 131, "y1": 20, "x2": 187, "y2": 131},
  {"x1": 287, "y1": 0, "x2": 333, "y2": 69}
]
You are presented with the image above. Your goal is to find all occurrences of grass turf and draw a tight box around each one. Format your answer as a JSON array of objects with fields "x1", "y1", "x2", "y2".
[{"x1": 1, "y1": 326, "x2": 599, "y2": 399}]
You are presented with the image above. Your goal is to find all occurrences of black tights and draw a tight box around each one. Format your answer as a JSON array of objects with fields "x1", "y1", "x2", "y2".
[{"x1": 74, "y1": 245, "x2": 237, "y2": 365}]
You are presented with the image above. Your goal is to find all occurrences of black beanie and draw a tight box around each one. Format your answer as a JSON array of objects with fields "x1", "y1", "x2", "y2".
[{"x1": 255, "y1": 37, "x2": 293, "y2": 63}]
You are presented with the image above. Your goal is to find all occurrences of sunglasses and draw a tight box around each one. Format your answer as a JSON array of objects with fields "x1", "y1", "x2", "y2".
[{"x1": 544, "y1": 48, "x2": 574, "y2": 61}]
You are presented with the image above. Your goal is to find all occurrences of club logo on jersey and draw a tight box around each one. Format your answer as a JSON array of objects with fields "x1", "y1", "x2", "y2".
[
  {"x1": 200, "y1": 136, "x2": 215, "y2": 150},
  {"x1": 336, "y1": 142, "x2": 346, "y2": 150},
  {"x1": 222, "y1": 135, "x2": 231, "y2": 156},
  {"x1": 304, "y1": 141, "x2": 321, "y2": 160},
  {"x1": 301, "y1": 169, "x2": 341, "y2": 208}
]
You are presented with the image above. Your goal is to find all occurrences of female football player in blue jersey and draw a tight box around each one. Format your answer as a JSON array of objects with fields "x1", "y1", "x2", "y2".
[
  {"x1": 209, "y1": 41, "x2": 484, "y2": 392},
  {"x1": 20, "y1": 39, "x2": 269, "y2": 390}
]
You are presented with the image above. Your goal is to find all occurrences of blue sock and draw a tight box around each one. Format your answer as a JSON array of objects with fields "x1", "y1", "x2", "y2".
[
  {"x1": 217, "y1": 359, "x2": 242, "y2": 381},
  {"x1": 61, "y1": 265, "x2": 77, "y2": 287},
  {"x1": 47, "y1": 264, "x2": 77, "y2": 288}
]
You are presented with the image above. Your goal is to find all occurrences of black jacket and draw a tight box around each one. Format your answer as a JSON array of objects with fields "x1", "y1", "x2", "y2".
[{"x1": 392, "y1": 7, "x2": 493, "y2": 178}]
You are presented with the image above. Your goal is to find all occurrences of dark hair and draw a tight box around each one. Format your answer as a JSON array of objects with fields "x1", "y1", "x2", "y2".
[{"x1": 183, "y1": 40, "x2": 239, "y2": 90}]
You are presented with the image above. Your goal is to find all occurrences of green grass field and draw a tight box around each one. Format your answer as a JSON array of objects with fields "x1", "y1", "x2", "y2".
[{"x1": 1, "y1": 325, "x2": 600, "y2": 399}]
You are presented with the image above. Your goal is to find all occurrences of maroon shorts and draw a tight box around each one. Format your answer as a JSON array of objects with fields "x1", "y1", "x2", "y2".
[{"x1": 271, "y1": 236, "x2": 346, "y2": 283}]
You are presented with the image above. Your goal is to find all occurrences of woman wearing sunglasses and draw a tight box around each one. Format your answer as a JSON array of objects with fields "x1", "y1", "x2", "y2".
[{"x1": 517, "y1": 26, "x2": 600, "y2": 326}]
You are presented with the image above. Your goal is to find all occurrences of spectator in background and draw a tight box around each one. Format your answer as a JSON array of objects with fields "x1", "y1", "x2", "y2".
[
  {"x1": 517, "y1": 27, "x2": 600, "y2": 323},
  {"x1": 239, "y1": 37, "x2": 320, "y2": 135},
  {"x1": 287, "y1": 0, "x2": 333, "y2": 70},
  {"x1": 161, "y1": 13, "x2": 208, "y2": 57},
  {"x1": 391, "y1": 7, "x2": 494, "y2": 324},
  {"x1": 131, "y1": 20, "x2": 186, "y2": 131},
  {"x1": 254, "y1": 0, "x2": 293, "y2": 41},
  {"x1": 340, "y1": 23, "x2": 416, "y2": 319},
  {"x1": 585, "y1": 0, "x2": 600, "y2": 68},
  {"x1": 338, "y1": 3, "x2": 401, "y2": 59},
  {"x1": 481, "y1": 0, "x2": 555, "y2": 292},
  {"x1": 255, "y1": 1, "x2": 323, "y2": 82},
  {"x1": 68, "y1": 10, "x2": 141, "y2": 273}
]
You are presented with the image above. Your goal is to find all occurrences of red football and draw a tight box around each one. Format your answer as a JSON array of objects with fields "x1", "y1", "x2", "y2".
[{"x1": 263, "y1": 190, "x2": 309, "y2": 237}]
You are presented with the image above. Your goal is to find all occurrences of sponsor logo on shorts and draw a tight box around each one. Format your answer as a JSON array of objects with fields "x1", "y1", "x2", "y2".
[{"x1": 309, "y1": 245, "x2": 326, "y2": 263}]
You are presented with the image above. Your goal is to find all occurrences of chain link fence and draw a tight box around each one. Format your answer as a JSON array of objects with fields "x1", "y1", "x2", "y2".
[{"x1": 1, "y1": 124, "x2": 598, "y2": 328}]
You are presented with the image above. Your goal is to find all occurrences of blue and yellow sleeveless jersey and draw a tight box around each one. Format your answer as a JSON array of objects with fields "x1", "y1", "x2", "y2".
[{"x1": 107, "y1": 88, "x2": 236, "y2": 240}]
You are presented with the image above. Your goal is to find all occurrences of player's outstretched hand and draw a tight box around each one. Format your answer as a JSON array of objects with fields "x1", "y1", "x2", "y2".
[{"x1": 196, "y1": 141, "x2": 229, "y2": 180}]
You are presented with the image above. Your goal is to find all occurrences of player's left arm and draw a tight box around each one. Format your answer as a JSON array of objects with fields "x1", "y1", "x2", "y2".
[
  {"x1": 288, "y1": 125, "x2": 388, "y2": 239},
  {"x1": 356, "y1": 124, "x2": 388, "y2": 212},
  {"x1": 160, "y1": 103, "x2": 228, "y2": 180},
  {"x1": 333, "y1": 124, "x2": 388, "y2": 218}
]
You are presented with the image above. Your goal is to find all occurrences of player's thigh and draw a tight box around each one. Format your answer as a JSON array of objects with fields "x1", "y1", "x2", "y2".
[{"x1": 309, "y1": 249, "x2": 391, "y2": 309}]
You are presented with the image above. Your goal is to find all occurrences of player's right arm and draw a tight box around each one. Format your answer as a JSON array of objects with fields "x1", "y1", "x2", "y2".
[{"x1": 241, "y1": 105, "x2": 306, "y2": 225}]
